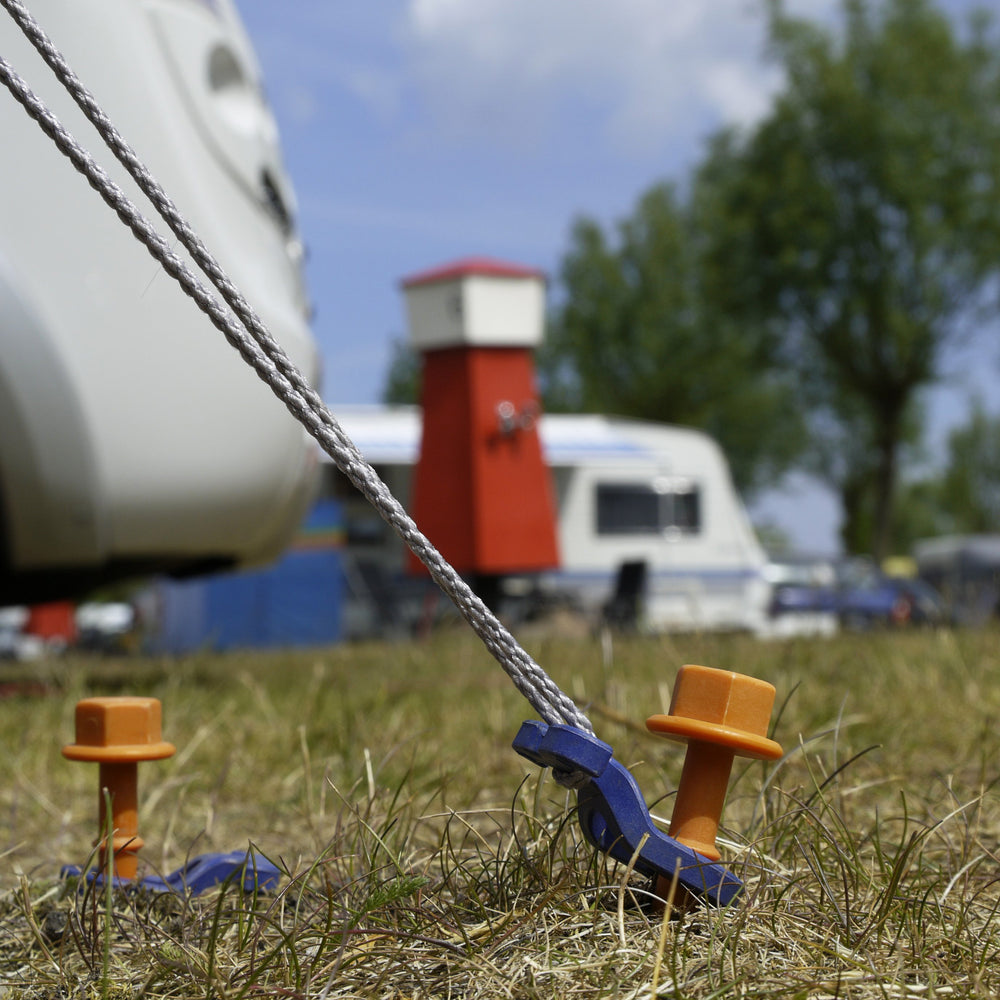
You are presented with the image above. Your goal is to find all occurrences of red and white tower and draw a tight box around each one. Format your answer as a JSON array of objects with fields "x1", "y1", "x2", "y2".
[{"x1": 401, "y1": 256, "x2": 559, "y2": 607}]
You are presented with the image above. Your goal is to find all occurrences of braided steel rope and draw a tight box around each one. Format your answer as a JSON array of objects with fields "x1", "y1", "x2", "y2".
[{"x1": 0, "y1": 2, "x2": 593, "y2": 738}]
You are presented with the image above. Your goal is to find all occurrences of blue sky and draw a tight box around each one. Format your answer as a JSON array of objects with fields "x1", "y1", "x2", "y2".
[{"x1": 235, "y1": 0, "x2": 993, "y2": 554}]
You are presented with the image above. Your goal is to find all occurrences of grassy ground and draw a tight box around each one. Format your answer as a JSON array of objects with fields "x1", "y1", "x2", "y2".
[{"x1": 1, "y1": 626, "x2": 998, "y2": 997}]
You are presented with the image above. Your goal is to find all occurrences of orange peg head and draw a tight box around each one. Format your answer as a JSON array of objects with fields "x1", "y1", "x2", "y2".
[
  {"x1": 62, "y1": 697, "x2": 176, "y2": 763},
  {"x1": 646, "y1": 664, "x2": 782, "y2": 761}
]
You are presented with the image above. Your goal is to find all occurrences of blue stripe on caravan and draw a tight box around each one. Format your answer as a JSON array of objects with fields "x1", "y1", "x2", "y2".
[{"x1": 548, "y1": 566, "x2": 764, "y2": 585}]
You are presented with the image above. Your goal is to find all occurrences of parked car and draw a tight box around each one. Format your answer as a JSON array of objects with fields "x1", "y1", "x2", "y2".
[
  {"x1": 836, "y1": 575, "x2": 946, "y2": 629},
  {"x1": 763, "y1": 556, "x2": 840, "y2": 637},
  {"x1": 764, "y1": 555, "x2": 947, "y2": 634}
]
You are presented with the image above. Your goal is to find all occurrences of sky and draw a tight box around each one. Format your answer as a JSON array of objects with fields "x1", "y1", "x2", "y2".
[{"x1": 234, "y1": 0, "x2": 994, "y2": 555}]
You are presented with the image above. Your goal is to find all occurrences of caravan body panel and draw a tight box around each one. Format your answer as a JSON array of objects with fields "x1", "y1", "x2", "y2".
[{"x1": 0, "y1": 0, "x2": 318, "y2": 600}]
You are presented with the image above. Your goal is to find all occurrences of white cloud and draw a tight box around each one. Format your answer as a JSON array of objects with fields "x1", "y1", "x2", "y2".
[
  {"x1": 402, "y1": 0, "x2": 836, "y2": 154},
  {"x1": 699, "y1": 59, "x2": 781, "y2": 130},
  {"x1": 342, "y1": 66, "x2": 401, "y2": 121}
]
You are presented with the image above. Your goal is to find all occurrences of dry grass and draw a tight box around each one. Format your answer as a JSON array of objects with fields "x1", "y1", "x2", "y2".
[{"x1": 1, "y1": 626, "x2": 999, "y2": 997}]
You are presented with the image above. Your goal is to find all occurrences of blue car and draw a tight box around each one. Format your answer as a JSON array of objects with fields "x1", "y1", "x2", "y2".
[
  {"x1": 766, "y1": 557, "x2": 946, "y2": 632},
  {"x1": 836, "y1": 575, "x2": 945, "y2": 629}
]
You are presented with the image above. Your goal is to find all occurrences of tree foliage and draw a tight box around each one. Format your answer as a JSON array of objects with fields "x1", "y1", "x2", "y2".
[
  {"x1": 382, "y1": 337, "x2": 420, "y2": 405},
  {"x1": 710, "y1": 0, "x2": 1000, "y2": 555},
  {"x1": 896, "y1": 401, "x2": 1000, "y2": 545},
  {"x1": 937, "y1": 402, "x2": 1000, "y2": 532},
  {"x1": 540, "y1": 183, "x2": 807, "y2": 497}
]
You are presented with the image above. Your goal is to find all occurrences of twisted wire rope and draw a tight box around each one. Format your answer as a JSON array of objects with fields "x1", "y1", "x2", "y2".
[{"x1": 0, "y1": 1, "x2": 593, "y2": 739}]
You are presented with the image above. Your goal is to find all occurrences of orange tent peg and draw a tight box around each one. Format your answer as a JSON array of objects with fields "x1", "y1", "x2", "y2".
[
  {"x1": 63, "y1": 697, "x2": 175, "y2": 880},
  {"x1": 646, "y1": 664, "x2": 783, "y2": 862}
]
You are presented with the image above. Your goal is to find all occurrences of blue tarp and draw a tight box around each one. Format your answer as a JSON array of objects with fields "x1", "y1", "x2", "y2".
[{"x1": 147, "y1": 500, "x2": 343, "y2": 652}]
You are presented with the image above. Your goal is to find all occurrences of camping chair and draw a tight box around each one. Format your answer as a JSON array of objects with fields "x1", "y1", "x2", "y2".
[{"x1": 601, "y1": 560, "x2": 648, "y2": 631}]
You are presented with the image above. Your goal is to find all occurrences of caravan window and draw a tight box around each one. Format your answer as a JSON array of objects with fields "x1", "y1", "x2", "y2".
[{"x1": 595, "y1": 479, "x2": 701, "y2": 536}]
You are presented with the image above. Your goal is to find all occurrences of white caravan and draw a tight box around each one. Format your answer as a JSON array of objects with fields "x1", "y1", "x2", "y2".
[
  {"x1": 326, "y1": 405, "x2": 770, "y2": 634},
  {"x1": 0, "y1": 1, "x2": 318, "y2": 602}
]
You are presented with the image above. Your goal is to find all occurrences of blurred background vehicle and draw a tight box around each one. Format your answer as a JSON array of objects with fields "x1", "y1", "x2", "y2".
[
  {"x1": 914, "y1": 535, "x2": 1000, "y2": 627},
  {"x1": 764, "y1": 555, "x2": 947, "y2": 634},
  {"x1": 763, "y1": 556, "x2": 839, "y2": 637},
  {"x1": 835, "y1": 569, "x2": 946, "y2": 629},
  {"x1": 0, "y1": 0, "x2": 319, "y2": 606}
]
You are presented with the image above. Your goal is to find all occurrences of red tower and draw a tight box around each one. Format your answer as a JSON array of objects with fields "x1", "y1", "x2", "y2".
[{"x1": 402, "y1": 257, "x2": 559, "y2": 605}]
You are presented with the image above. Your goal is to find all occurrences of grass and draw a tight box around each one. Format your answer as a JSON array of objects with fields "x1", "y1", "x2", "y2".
[{"x1": 1, "y1": 626, "x2": 999, "y2": 997}]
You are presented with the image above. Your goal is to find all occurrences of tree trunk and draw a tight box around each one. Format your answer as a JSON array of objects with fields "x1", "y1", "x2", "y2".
[
  {"x1": 871, "y1": 417, "x2": 901, "y2": 564},
  {"x1": 839, "y1": 471, "x2": 872, "y2": 556}
]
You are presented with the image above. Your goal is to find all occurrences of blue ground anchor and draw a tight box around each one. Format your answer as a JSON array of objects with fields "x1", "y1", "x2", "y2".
[
  {"x1": 62, "y1": 849, "x2": 282, "y2": 895},
  {"x1": 512, "y1": 720, "x2": 743, "y2": 907}
]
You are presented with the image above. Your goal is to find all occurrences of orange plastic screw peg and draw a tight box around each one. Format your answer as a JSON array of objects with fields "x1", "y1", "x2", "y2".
[
  {"x1": 62, "y1": 697, "x2": 175, "y2": 880},
  {"x1": 646, "y1": 664, "x2": 783, "y2": 862}
]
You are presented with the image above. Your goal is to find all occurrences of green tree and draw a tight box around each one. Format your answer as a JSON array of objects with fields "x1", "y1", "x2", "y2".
[
  {"x1": 710, "y1": 0, "x2": 1000, "y2": 557},
  {"x1": 892, "y1": 402, "x2": 1000, "y2": 549},
  {"x1": 540, "y1": 182, "x2": 807, "y2": 497},
  {"x1": 382, "y1": 337, "x2": 420, "y2": 405},
  {"x1": 933, "y1": 401, "x2": 1000, "y2": 533},
  {"x1": 888, "y1": 476, "x2": 950, "y2": 552}
]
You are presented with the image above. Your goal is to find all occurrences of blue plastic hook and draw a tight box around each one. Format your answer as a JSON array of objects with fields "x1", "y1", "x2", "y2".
[
  {"x1": 513, "y1": 720, "x2": 742, "y2": 907},
  {"x1": 62, "y1": 848, "x2": 281, "y2": 895}
]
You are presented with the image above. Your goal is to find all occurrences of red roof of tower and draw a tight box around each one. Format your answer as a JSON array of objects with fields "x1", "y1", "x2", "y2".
[{"x1": 401, "y1": 256, "x2": 546, "y2": 288}]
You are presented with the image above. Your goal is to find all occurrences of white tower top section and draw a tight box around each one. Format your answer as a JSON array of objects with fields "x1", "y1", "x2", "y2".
[{"x1": 401, "y1": 256, "x2": 546, "y2": 351}]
